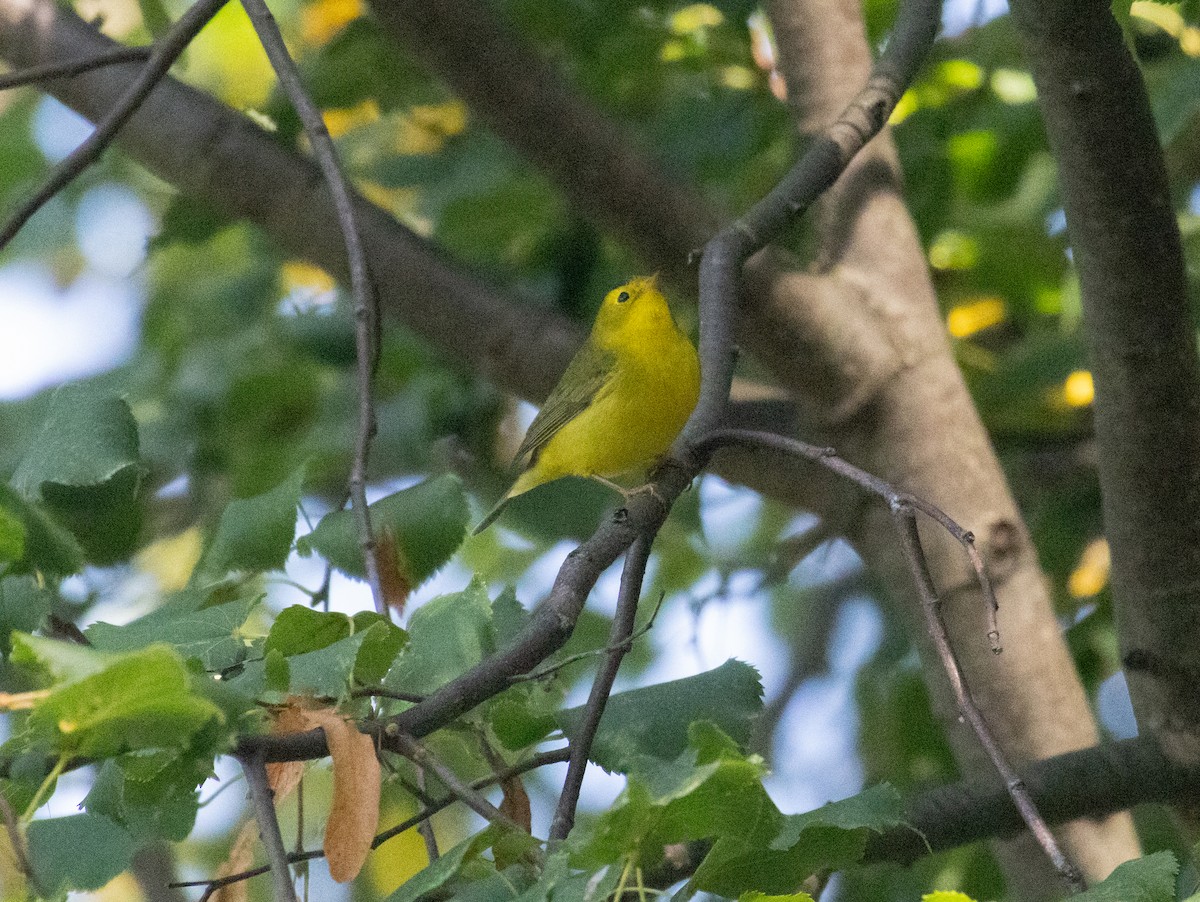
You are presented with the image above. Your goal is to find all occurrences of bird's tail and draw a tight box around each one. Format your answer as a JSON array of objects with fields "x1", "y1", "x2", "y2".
[{"x1": 472, "y1": 494, "x2": 511, "y2": 535}]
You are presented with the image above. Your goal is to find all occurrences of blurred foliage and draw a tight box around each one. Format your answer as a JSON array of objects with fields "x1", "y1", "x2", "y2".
[{"x1": 4, "y1": 0, "x2": 1200, "y2": 898}]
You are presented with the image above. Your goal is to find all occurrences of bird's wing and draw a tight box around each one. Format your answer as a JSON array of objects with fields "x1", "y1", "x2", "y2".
[{"x1": 514, "y1": 340, "x2": 616, "y2": 464}]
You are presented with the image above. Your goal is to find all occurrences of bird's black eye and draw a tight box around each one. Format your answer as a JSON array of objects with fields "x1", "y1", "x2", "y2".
[{"x1": 617, "y1": 291, "x2": 631, "y2": 303}]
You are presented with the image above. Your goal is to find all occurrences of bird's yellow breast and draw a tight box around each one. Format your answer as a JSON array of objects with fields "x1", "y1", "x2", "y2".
[{"x1": 533, "y1": 329, "x2": 699, "y2": 482}]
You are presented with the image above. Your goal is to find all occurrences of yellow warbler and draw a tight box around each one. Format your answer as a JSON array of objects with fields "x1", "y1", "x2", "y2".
[{"x1": 474, "y1": 275, "x2": 700, "y2": 533}]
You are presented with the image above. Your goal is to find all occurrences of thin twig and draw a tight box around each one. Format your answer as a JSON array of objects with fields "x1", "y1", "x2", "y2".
[
  {"x1": 350, "y1": 686, "x2": 426, "y2": 703},
  {"x1": 695, "y1": 428, "x2": 1000, "y2": 648},
  {"x1": 890, "y1": 505, "x2": 1085, "y2": 893},
  {"x1": 239, "y1": 0, "x2": 386, "y2": 616},
  {"x1": 550, "y1": 534, "x2": 654, "y2": 841},
  {"x1": 238, "y1": 751, "x2": 298, "y2": 902},
  {"x1": 0, "y1": 793, "x2": 43, "y2": 897},
  {"x1": 371, "y1": 747, "x2": 568, "y2": 849},
  {"x1": 510, "y1": 591, "x2": 665, "y2": 684},
  {"x1": 175, "y1": 748, "x2": 570, "y2": 895},
  {"x1": 0, "y1": 46, "x2": 150, "y2": 90},
  {"x1": 415, "y1": 766, "x2": 441, "y2": 862},
  {"x1": 390, "y1": 733, "x2": 538, "y2": 852},
  {"x1": 693, "y1": 427, "x2": 1082, "y2": 889},
  {"x1": 0, "y1": 0, "x2": 227, "y2": 251}
]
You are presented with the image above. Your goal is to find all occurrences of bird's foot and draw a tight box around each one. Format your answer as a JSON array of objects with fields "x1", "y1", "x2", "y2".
[{"x1": 591, "y1": 476, "x2": 667, "y2": 513}]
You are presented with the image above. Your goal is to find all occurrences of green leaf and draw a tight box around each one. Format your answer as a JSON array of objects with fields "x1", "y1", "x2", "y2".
[
  {"x1": 136, "y1": 0, "x2": 171, "y2": 36},
  {"x1": 21, "y1": 642, "x2": 223, "y2": 758},
  {"x1": 770, "y1": 783, "x2": 906, "y2": 847},
  {"x1": 353, "y1": 614, "x2": 409, "y2": 684},
  {"x1": 0, "y1": 483, "x2": 84, "y2": 575},
  {"x1": 229, "y1": 620, "x2": 402, "y2": 700},
  {"x1": 0, "y1": 499, "x2": 25, "y2": 562},
  {"x1": 296, "y1": 475, "x2": 468, "y2": 588},
  {"x1": 11, "y1": 383, "x2": 140, "y2": 497},
  {"x1": 0, "y1": 576, "x2": 51, "y2": 659},
  {"x1": 11, "y1": 383, "x2": 142, "y2": 564},
  {"x1": 87, "y1": 592, "x2": 259, "y2": 672},
  {"x1": 741, "y1": 893, "x2": 816, "y2": 902},
  {"x1": 83, "y1": 758, "x2": 199, "y2": 842},
  {"x1": 193, "y1": 468, "x2": 304, "y2": 579},
  {"x1": 555, "y1": 659, "x2": 764, "y2": 772},
  {"x1": 692, "y1": 783, "x2": 907, "y2": 898},
  {"x1": 575, "y1": 723, "x2": 779, "y2": 869},
  {"x1": 513, "y1": 850, "x2": 620, "y2": 902},
  {"x1": 26, "y1": 812, "x2": 135, "y2": 894},
  {"x1": 385, "y1": 580, "x2": 494, "y2": 695},
  {"x1": 264, "y1": 604, "x2": 354, "y2": 657},
  {"x1": 1074, "y1": 851, "x2": 1178, "y2": 902},
  {"x1": 12, "y1": 632, "x2": 114, "y2": 683}
]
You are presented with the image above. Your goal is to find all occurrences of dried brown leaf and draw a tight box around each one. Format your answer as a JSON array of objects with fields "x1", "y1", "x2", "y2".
[
  {"x1": 498, "y1": 774, "x2": 531, "y2": 833},
  {"x1": 266, "y1": 702, "x2": 312, "y2": 802},
  {"x1": 304, "y1": 708, "x2": 381, "y2": 882},
  {"x1": 211, "y1": 819, "x2": 258, "y2": 902},
  {"x1": 376, "y1": 527, "x2": 412, "y2": 615}
]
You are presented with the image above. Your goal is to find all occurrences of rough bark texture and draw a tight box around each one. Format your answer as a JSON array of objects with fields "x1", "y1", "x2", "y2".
[
  {"x1": 1008, "y1": 0, "x2": 1200, "y2": 764},
  {"x1": 761, "y1": 0, "x2": 1140, "y2": 893}
]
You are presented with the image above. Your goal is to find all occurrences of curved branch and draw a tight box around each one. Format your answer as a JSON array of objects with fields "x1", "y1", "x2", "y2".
[
  {"x1": 0, "y1": 0, "x2": 228, "y2": 250},
  {"x1": 685, "y1": 0, "x2": 939, "y2": 440}
]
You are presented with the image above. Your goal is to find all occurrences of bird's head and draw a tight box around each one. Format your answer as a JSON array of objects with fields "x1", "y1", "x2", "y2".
[{"x1": 592, "y1": 274, "x2": 675, "y2": 347}]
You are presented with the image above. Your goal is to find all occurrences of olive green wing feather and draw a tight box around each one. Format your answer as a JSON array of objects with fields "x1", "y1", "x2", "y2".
[
  {"x1": 472, "y1": 341, "x2": 615, "y2": 534},
  {"x1": 513, "y1": 340, "x2": 616, "y2": 463}
]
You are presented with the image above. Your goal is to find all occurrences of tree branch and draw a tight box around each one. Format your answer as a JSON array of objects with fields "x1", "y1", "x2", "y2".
[
  {"x1": 238, "y1": 751, "x2": 297, "y2": 902},
  {"x1": 686, "y1": 0, "x2": 939, "y2": 441},
  {"x1": 866, "y1": 736, "x2": 1198, "y2": 865},
  {"x1": 0, "y1": 45, "x2": 149, "y2": 89},
  {"x1": 390, "y1": 733, "x2": 544, "y2": 864},
  {"x1": 891, "y1": 505, "x2": 1083, "y2": 892},
  {"x1": 0, "y1": 0, "x2": 227, "y2": 250},
  {"x1": 1009, "y1": 0, "x2": 1200, "y2": 767},
  {"x1": 550, "y1": 533, "x2": 654, "y2": 841},
  {"x1": 648, "y1": 736, "x2": 1196, "y2": 884}
]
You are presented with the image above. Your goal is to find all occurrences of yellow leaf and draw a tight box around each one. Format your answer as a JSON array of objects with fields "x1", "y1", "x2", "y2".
[
  {"x1": 1069, "y1": 538, "x2": 1110, "y2": 599},
  {"x1": 946, "y1": 297, "x2": 1006, "y2": 339},
  {"x1": 323, "y1": 99, "x2": 381, "y2": 138},
  {"x1": 923, "y1": 892, "x2": 978, "y2": 902},
  {"x1": 135, "y1": 527, "x2": 203, "y2": 592},
  {"x1": 302, "y1": 0, "x2": 363, "y2": 46},
  {"x1": 1062, "y1": 369, "x2": 1094, "y2": 408}
]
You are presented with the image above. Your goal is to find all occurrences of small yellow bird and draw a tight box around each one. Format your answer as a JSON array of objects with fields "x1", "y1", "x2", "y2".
[{"x1": 474, "y1": 275, "x2": 701, "y2": 533}]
